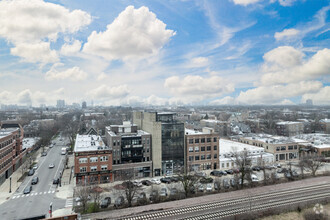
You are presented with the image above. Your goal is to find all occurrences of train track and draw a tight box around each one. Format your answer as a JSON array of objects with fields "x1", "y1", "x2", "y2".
[{"x1": 118, "y1": 183, "x2": 330, "y2": 220}]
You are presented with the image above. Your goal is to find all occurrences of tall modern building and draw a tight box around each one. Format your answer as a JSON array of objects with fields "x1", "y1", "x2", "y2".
[
  {"x1": 56, "y1": 100, "x2": 65, "y2": 109},
  {"x1": 133, "y1": 112, "x2": 185, "y2": 176},
  {"x1": 82, "y1": 101, "x2": 87, "y2": 109}
]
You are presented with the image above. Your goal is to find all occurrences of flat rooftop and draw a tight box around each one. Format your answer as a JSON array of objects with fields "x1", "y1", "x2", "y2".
[
  {"x1": 220, "y1": 139, "x2": 265, "y2": 154},
  {"x1": 0, "y1": 128, "x2": 18, "y2": 137},
  {"x1": 242, "y1": 133, "x2": 307, "y2": 144},
  {"x1": 74, "y1": 134, "x2": 109, "y2": 152}
]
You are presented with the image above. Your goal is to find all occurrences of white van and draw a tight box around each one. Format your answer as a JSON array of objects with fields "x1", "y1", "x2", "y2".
[{"x1": 251, "y1": 174, "x2": 259, "y2": 182}]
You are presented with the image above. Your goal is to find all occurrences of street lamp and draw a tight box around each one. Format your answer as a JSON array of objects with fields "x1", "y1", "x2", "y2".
[{"x1": 9, "y1": 177, "x2": 12, "y2": 193}]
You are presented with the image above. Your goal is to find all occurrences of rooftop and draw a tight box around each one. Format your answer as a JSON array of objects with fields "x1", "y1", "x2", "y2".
[
  {"x1": 0, "y1": 128, "x2": 18, "y2": 137},
  {"x1": 241, "y1": 133, "x2": 307, "y2": 144},
  {"x1": 74, "y1": 134, "x2": 109, "y2": 152},
  {"x1": 276, "y1": 121, "x2": 303, "y2": 125},
  {"x1": 220, "y1": 139, "x2": 265, "y2": 154}
]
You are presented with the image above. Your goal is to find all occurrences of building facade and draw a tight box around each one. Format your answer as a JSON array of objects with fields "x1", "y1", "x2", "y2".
[
  {"x1": 185, "y1": 128, "x2": 219, "y2": 172},
  {"x1": 133, "y1": 112, "x2": 185, "y2": 176},
  {"x1": 74, "y1": 135, "x2": 112, "y2": 185},
  {"x1": 320, "y1": 119, "x2": 330, "y2": 134},
  {"x1": 276, "y1": 121, "x2": 304, "y2": 137},
  {"x1": 105, "y1": 122, "x2": 152, "y2": 181}
]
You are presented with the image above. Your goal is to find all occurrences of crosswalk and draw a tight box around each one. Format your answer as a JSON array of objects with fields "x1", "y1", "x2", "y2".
[
  {"x1": 12, "y1": 190, "x2": 55, "y2": 199},
  {"x1": 65, "y1": 197, "x2": 73, "y2": 208}
]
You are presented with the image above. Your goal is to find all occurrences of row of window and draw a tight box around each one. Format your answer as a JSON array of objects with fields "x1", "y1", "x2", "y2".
[
  {"x1": 188, "y1": 137, "x2": 217, "y2": 144},
  {"x1": 79, "y1": 165, "x2": 108, "y2": 173},
  {"x1": 0, "y1": 148, "x2": 12, "y2": 160},
  {"x1": 276, "y1": 145, "x2": 298, "y2": 151},
  {"x1": 0, "y1": 138, "x2": 13, "y2": 149},
  {"x1": 189, "y1": 145, "x2": 217, "y2": 152},
  {"x1": 0, "y1": 157, "x2": 12, "y2": 170},
  {"x1": 188, "y1": 154, "x2": 217, "y2": 161},
  {"x1": 79, "y1": 156, "x2": 109, "y2": 164}
]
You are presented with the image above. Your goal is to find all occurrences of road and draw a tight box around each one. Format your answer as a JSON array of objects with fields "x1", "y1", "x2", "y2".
[{"x1": 0, "y1": 134, "x2": 68, "y2": 220}]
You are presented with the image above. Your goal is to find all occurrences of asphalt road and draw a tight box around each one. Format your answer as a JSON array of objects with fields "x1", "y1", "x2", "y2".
[{"x1": 0, "y1": 135, "x2": 68, "y2": 220}]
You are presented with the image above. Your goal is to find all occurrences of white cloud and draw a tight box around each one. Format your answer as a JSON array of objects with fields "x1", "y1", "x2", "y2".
[
  {"x1": 60, "y1": 40, "x2": 82, "y2": 56},
  {"x1": 261, "y1": 47, "x2": 330, "y2": 85},
  {"x1": 232, "y1": 0, "x2": 262, "y2": 6},
  {"x1": 164, "y1": 75, "x2": 235, "y2": 103},
  {"x1": 144, "y1": 95, "x2": 168, "y2": 106},
  {"x1": 0, "y1": 91, "x2": 13, "y2": 102},
  {"x1": 45, "y1": 64, "x2": 88, "y2": 81},
  {"x1": 271, "y1": 0, "x2": 297, "y2": 7},
  {"x1": 302, "y1": 86, "x2": 330, "y2": 105},
  {"x1": 17, "y1": 89, "x2": 32, "y2": 105},
  {"x1": 186, "y1": 57, "x2": 209, "y2": 68},
  {"x1": 54, "y1": 88, "x2": 65, "y2": 96},
  {"x1": 88, "y1": 84, "x2": 130, "y2": 100},
  {"x1": 0, "y1": 0, "x2": 91, "y2": 63},
  {"x1": 236, "y1": 81, "x2": 322, "y2": 104},
  {"x1": 10, "y1": 42, "x2": 58, "y2": 63},
  {"x1": 278, "y1": 99, "x2": 296, "y2": 105},
  {"x1": 274, "y1": 28, "x2": 300, "y2": 41},
  {"x1": 96, "y1": 72, "x2": 107, "y2": 81},
  {"x1": 210, "y1": 96, "x2": 236, "y2": 105},
  {"x1": 83, "y1": 5, "x2": 175, "y2": 61}
]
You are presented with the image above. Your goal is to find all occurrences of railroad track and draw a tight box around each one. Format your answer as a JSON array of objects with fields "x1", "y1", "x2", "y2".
[{"x1": 118, "y1": 183, "x2": 330, "y2": 220}]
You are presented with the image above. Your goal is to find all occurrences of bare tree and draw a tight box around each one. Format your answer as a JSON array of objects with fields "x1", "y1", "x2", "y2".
[
  {"x1": 120, "y1": 169, "x2": 141, "y2": 207},
  {"x1": 178, "y1": 174, "x2": 200, "y2": 198},
  {"x1": 303, "y1": 154, "x2": 324, "y2": 177},
  {"x1": 298, "y1": 158, "x2": 306, "y2": 178},
  {"x1": 231, "y1": 149, "x2": 252, "y2": 188},
  {"x1": 75, "y1": 185, "x2": 91, "y2": 212}
]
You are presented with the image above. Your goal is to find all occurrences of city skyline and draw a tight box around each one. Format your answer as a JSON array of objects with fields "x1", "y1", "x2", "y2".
[{"x1": 0, "y1": 0, "x2": 329, "y2": 107}]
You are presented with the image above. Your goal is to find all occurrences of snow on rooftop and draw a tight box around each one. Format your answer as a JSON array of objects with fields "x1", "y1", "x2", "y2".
[
  {"x1": 185, "y1": 129, "x2": 203, "y2": 135},
  {"x1": 74, "y1": 134, "x2": 108, "y2": 152},
  {"x1": 220, "y1": 139, "x2": 264, "y2": 154},
  {"x1": 276, "y1": 121, "x2": 303, "y2": 125},
  {"x1": 23, "y1": 137, "x2": 40, "y2": 149},
  {"x1": 0, "y1": 128, "x2": 18, "y2": 137}
]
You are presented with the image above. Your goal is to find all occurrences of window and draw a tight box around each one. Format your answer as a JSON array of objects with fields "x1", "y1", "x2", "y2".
[
  {"x1": 201, "y1": 146, "x2": 205, "y2": 151},
  {"x1": 189, "y1": 147, "x2": 193, "y2": 152},
  {"x1": 207, "y1": 138, "x2": 211, "y2": 143},
  {"x1": 100, "y1": 156, "x2": 108, "y2": 162},
  {"x1": 80, "y1": 167, "x2": 87, "y2": 173},
  {"x1": 226, "y1": 163, "x2": 229, "y2": 168},
  {"x1": 195, "y1": 138, "x2": 200, "y2": 143},
  {"x1": 281, "y1": 146, "x2": 286, "y2": 151},
  {"x1": 113, "y1": 141, "x2": 116, "y2": 146},
  {"x1": 207, "y1": 146, "x2": 211, "y2": 151},
  {"x1": 79, "y1": 158, "x2": 87, "y2": 164},
  {"x1": 221, "y1": 163, "x2": 224, "y2": 168},
  {"x1": 90, "y1": 166, "x2": 97, "y2": 172},
  {"x1": 288, "y1": 146, "x2": 293, "y2": 150},
  {"x1": 294, "y1": 145, "x2": 298, "y2": 149},
  {"x1": 90, "y1": 157, "x2": 98, "y2": 163},
  {"x1": 101, "y1": 165, "x2": 107, "y2": 170},
  {"x1": 207, "y1": 154, "x2": 211, "y2": 159},
  {"x1": 189, "y1": 139, "x2": 193, "y2": 144},
  {"x1": 214, "y1": 145, "x2": 217, "y2": 150},
  {"x1": 195, "y1": 155, "x2": 200, "y2": 160},
  {"x1": 276, "y1": 147, "x2": 280, "y2": 151},
  {"x1": 147, "y1": 138, "x2": 150, "y2": 144},
  {"x1": 189, "y1": 156, "x2": 194, "y2": 161},
  {"x1": 201, "y1": 155, "x2": 205, "y2": 160},
  {"x1": 195, "y1": 146, "x2": 199, "y2": 152},
  {"x1": 213, "y1": 137, "x2": 217, "y2": 142},
  {"x1": 201, "y1": 138, "x2": 205, "y2": 143},
  {"x1": 214, "y1": 154, "x2": 217, "y2": 159}
]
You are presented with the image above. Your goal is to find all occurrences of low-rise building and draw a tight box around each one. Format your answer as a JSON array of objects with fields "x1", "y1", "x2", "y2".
[
  {"x1": 219, "y1": 139, "x2": 274, "y2": 170},
  {"x1": 185, "y1": 128, "x2": 219, "y2": 172},
  {"x1": 105, "y1": 122, "x2": 152, "y2": 181},
  {"x1": 74, "y1": 134, "x2": 112, "y2": 185},
  {"x1": 320, "y1": 119, "x2": 330, "y2": 134},
  {"x1": 294, "y1": 133, "x2": 330, "y2": 157},
  {"x1": 276, "y1": 121, "x2": 304, "y2": 137}
]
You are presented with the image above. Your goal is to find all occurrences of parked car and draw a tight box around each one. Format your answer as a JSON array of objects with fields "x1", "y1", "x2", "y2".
[
  {"x1": 277, "y1": 168, "x2": 288, "y2": 173},
  {"x1": 32, "y1": 164, "x2": 38, "y2": 170},
  {"x1": 100, "y1": 197, "x2": 111, "y2": 208},
  {"x1": 137, "y1": 192, "x2": 147, "y2": 204},
  {"x1": 149, "y1": 190, "x2": 158, "y2": 201},
  {"x1": 195, "y1": 172, "x2": 206, "y2": 177},
  {"x1": 276, "y1": 163, "x2": 282, "y2": 168},
  {"x1": 219, "y1": 171, "x2": 228, "y2": 176},
  {"x1": 28, "y1": 169, "x2": 35, "y2": 176},
  {"x1": 160, "y1": 177, "x2": 171, "y2": 184},
  {"x1": 24, "y1": 185, "x2": 32, "y2": 194},
  {"x1": 49, "y1": 163, "x2": 55, "y2": 169},
  {"x1": 170, "y1": 188, "x2": 178, "y2": 196},
  {"x1": 170, "y1": 176, "x2": 179, "y2": 182},
  {"x1": 226, "y1": 169, "x2": 234, "y2": 174},
  {"x1": 31, "y1": 176, "x2": 39, "y2": 185},
  {"x1": 210, "y1": 170, "x2": 222, "y2": 177},
  {"x1": 200, "y1": 177, "x2": 213, "y2": 184},
  {"x1": 206, "y1": 183, "x2": 213, "y2": 192},
  {"x1": 53, "y1": 178, "x2": 59, "y2": 184},
  {"x1": 251, "y1": 174, "x2": 259, "y2": 182},
  {"x1": 150, "y1": 179, "x2": 161, "y2": 185},
  {"x1": 214, "y1": 182, "x2": 220, "y2": 191},
  {"x1": 141, "y1": 180, "x2": 152, "y2": 186},
  {"x1": 133, "y1": 180, "x2": 142, "y2": 187},
  {"x1": 252, "y1": 166, "x2": 261, "y2": 171},
  {"x1": 198, "y1": 184, "x2": 205, "y2": 192},
  {"x1": 41, "y1": 152, "x2": 47, "y2": 157},
  {"x1": 233, "y1": 168, "x2": 240, "y2": 173},
  {"x1": 223, "y1": 179, "x2": 230, "y2": 189},
  {"x1": 160, "y1": 188, "x2": 168, "y2": 197},
  {"x1": 114, "y1": 196, "x2": 125, "y2": 208}
]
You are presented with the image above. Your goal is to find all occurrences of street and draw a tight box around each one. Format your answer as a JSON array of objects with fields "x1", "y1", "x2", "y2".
[{"x1": 0, "y1": 135, "x2": 69, "y2": 219}]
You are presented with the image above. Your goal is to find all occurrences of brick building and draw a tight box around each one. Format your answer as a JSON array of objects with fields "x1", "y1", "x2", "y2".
[
  {"x1": 105, "y1": 122, "x2": 152, "y2": 181},
  {"x1": 0, "y1": 122, "x2": 24, "y2": 185},
  {"x1": 74, "y1": 134, "x2": 112, "y2": 185},
  {"x1": 185, "y1": 128, "x2": 219, "y2": 172}
]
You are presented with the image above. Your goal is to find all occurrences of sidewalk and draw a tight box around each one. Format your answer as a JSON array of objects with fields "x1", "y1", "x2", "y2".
[{"x1": 0, "y1": 146, "x2": 47, "y2": 205}]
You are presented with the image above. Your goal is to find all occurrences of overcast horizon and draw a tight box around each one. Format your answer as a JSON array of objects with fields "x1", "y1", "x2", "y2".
[{"x1": 0, "y1": 0, "x2": 329, "y2": 107}]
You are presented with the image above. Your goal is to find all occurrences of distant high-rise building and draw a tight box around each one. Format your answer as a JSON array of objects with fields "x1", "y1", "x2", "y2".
[
  {"x1": 56, "y1": 100, "x2": 65, "y2": 109},
  {"x1": 82, "y1": 101, "x2": 87, "y2": 109},
  {"x1": 306, "y1": 99, "x2": 313, "y2": 106}
]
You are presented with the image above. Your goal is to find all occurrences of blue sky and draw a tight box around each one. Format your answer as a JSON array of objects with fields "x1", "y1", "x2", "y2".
[{"x1": 0, "y1": 0, "x2": 329, "y2": 106}]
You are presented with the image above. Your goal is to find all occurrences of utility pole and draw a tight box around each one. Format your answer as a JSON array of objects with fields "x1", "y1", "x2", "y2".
[
  {"x1": 49, "y1": 202, "x2": 52, "y2": 218},
  {"x1": 9, "y1": 177, "x2": 12, "y2": 193}
]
